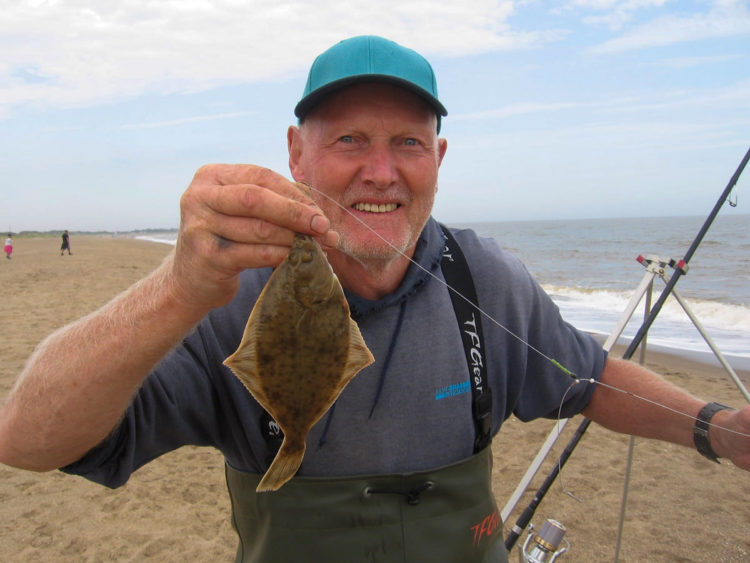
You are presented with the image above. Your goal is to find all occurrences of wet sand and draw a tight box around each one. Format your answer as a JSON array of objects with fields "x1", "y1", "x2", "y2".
[{"x1": 1, "y1": 236, "x2": 748, "y2": 561}]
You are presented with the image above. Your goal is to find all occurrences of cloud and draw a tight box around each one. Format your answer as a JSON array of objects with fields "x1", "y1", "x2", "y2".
[
  {"x1": 452, "y1": 101, "x2": 582, "y2": 120},
  {"x1": 570, "y1": 0, "x2": 672, "y2": 30},
  {"x1": 0, "y1": 0, "x2": 544, "y2": 116},
  {"x1": 446, "y1": 79, "x2": 750, "y2": 155},
  {"x1": 587, "y1": 0, "x2": 750, "y2": 53},
  {"x1": 650, "y1": 53, "x2": 742, "y2": 68},
  {"x1": 451, "y1": 77, "x2": 750, "y2": 119},
  {"x1": 121, "y1": 111, "x2": 254, "y2": 130}
]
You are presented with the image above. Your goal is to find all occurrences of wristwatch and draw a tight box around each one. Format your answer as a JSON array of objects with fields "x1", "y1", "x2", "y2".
[{"x1": 693, "y1": 402, "x2": 732, "y2": 463}]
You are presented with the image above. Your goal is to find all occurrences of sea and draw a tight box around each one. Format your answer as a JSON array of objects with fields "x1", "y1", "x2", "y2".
[{"x1": 138, "y1": 214, "x2": 749, "y2": 370}]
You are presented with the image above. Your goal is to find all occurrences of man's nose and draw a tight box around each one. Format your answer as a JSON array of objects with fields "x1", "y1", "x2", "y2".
[{"x1": 361, "y1": 145, "x2": 398, "y2": 188}]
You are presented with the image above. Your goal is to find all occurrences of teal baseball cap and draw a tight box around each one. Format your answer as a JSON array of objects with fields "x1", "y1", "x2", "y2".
[{"x1": 294, "y1": 36, "x2": 447, "y2": 128}]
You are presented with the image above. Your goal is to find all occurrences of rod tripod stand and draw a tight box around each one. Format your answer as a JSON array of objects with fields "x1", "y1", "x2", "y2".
[
  {"x1": 502, "y1": 251, "x2": 750, "y2": 553},
  {"x1": 610, "y1": 253, "x2": 749, "y2": 560},
  {"x1": 612, "y1": 253, "x2": 748, "y2": 401},
  {"x1": 503, "y1": 145, "x2": 750, "y2": 557}
]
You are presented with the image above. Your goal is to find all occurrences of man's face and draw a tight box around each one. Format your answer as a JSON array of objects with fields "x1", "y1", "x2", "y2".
[{"x1": 288, "y1": 82, "x2": 447, "y2": 264}]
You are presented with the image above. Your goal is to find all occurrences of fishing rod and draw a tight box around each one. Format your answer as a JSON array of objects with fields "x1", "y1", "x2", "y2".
[
  {"x1": 504, "y1": 145, "x2": 750, "y2": 553},
  {"x1": 622, "y1": 147, "x2": 749, "y2": 360}
]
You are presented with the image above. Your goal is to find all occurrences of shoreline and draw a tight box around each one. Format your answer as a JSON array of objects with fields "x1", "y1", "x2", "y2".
[{"x1": 592, "y1": 334, "x2": 750, "y2": 375}]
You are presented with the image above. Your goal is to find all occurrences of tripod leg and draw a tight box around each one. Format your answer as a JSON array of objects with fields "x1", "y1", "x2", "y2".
[
  {"x1": 669, "y1": 288, "x2": 750, "y2": 403},
  {"x1": 603, "y1": 271, "x2": 659, "y2": 351},
  {"x1": 615, "y1": 275, "x2": 654, "y2": 562}
]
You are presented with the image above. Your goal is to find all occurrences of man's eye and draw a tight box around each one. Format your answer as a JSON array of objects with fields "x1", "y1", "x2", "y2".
[
  {"x1": 404, "y1": 138, "x2": 419, "y2": 146},
  {"x1": 339, "y1": 135, "x2": 354, "y2": 143}
]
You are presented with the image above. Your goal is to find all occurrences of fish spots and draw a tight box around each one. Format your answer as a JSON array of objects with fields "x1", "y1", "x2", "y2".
[{"x1": 223, "y1": 233, "x2": 374, "y2": 491}]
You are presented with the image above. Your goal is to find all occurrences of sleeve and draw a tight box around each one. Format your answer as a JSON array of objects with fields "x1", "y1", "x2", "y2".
[
  {"x1": 60, "y1": 273, "x2": 271, "y2": 488},
  {"x1": 513, "y1": 293, "x2": 607, "y2": 421},
  {"x1": 505, "y1": 257, "x2": 607, "y2": 421},
  {"x1": 460, "y1": 231, "x2": 607, "y2": 425}
]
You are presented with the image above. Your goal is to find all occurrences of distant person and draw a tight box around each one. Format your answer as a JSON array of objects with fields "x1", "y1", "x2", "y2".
[
  {"x1": 4, "y1": 234, "x2": 12, "y2": 259},
  {"x1": 60, "y1": 230, "x2": 72, "y2": 256}
]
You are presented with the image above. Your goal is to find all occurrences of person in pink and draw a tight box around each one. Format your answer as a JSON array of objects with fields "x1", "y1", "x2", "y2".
[{"x1": 4, "y1": 234, "x2": 12, "y2": 260}]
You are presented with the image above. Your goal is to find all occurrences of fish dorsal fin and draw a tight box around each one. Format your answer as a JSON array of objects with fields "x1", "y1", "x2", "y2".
[
  {"x1": 223, "y1": 302, "x2": 268, "y2": 403},
  {"x1": 344, "y1": 318, "x2": 375, "y2": 380}
]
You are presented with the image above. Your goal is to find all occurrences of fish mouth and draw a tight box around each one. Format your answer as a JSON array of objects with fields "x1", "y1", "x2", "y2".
[{"x1": 352, "y1": 202, "x2": 400, "y2": 213}]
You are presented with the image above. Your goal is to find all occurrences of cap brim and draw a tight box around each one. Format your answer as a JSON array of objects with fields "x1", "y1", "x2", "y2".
[{"x1": 294, "y1": 74, "x2": 448, "y2": 119}]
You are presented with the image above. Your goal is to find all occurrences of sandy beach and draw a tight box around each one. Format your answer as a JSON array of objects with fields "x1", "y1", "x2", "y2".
[{"x1": 1, "y1": 236, "x2": 748, "y2": 562}]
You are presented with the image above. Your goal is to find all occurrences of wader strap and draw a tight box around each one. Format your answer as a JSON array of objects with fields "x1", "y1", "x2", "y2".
[{"x1": 439, "y1": 224, "x2": 492, "y2": 453}]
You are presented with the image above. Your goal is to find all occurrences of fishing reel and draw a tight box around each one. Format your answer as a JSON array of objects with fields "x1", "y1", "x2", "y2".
[{"x1": 518, "y1": 519, "x2": 569, "y2": 563}]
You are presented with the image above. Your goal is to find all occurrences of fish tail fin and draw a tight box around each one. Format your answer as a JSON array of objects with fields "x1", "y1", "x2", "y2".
[{"x1": 256, "y1": 438, "x2": 306, "y2": 492}]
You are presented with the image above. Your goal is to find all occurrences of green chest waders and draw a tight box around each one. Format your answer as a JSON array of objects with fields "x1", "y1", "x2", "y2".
[{"x1": 225, "y1": 446, "x2": 507, "y2": 563}]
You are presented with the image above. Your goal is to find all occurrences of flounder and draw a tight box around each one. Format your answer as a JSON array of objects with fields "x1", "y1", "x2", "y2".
[{"x1": 223, "y1": 233, "x2": 374, "y2": 492}]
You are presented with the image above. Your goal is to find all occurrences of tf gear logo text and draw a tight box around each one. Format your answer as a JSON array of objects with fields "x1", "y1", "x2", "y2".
[{"x1": 471, "y1": 509, "x2": 501, "y2": 547}]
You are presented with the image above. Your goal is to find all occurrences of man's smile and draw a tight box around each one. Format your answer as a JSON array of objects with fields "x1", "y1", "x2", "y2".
[{"x1": 352, "y1": 202, "x2": 401, "y2": 213}]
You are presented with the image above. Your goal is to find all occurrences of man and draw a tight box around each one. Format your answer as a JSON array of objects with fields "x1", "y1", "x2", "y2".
[
  {"x1": 0, "y1": 36, "x2": 748, "y2": 562},
  {"x1": 61, "y1": 229, "x2": 72, "y2": 255}
]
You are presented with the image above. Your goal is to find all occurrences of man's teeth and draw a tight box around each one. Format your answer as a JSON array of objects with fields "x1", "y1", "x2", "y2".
[{"x1": 353, "y1": 202, "x2": 399, "y2": 213}]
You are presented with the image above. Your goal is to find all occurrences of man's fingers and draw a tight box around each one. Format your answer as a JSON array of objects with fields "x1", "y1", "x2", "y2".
[
  {"x1": 172, "y1": 164, "x2": 340, "y2": 308},
  {"x1": 208, "y1": 237, "x2": 293, "y2": 270},
  {"x1": 193, "y1": 182, "x2": 327, "y2": 237},
  {"x1": 194, "y1": 164, "x2": 318, "y2": 206}
]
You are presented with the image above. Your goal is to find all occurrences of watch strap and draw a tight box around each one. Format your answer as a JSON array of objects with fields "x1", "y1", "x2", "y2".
[{"x1": 693, "y1": 402, "x2": 732, "y2": 463}]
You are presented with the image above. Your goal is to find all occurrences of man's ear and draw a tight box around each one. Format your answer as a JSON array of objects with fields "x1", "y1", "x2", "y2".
[
  {"x1": 437, "y1": 137, "x2": 448, "y2": 167},
  {"x1": 287, "y1": 125, "x2": 304, "y2": 180}
]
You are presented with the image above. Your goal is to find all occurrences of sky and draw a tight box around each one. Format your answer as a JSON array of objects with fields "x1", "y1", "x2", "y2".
[{"x1": 1, "y1": 0, "x2": 749, "y2": 232}]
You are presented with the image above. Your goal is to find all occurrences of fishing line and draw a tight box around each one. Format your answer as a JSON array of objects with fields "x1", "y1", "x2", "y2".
[
  {"x1": 592, "y1": 379, "x2": 749, "y2": 437},
  {"x1": 303, "y1": 183, "x2": 569, "y2": 372},
  {"x1": 302, "y1": 182, "x2": 750, "y2": 440},
  {"x1": 555, "y1": 380, "x2": 585, "y2": 502}
]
